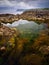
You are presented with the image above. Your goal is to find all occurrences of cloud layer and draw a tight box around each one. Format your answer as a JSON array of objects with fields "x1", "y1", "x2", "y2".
[
  {"x1": 0, "y1": 0, "x2": 49, "y2": 8},
  {"x1": 0, "y1": 0, "x2": 49, "y2": 14}
]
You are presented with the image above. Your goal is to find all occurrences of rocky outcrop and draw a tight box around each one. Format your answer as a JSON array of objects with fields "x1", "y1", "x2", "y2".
[
  {"x1": 0, "y1": 9, "x2": 49, "y2": 24},
  {"x1": 0, "y1": 24, "x2": 15, "y2": 36},
  {"x1": 0, "y1": 24, "x2": 19, "y2": 51},
  {"x1": 0, "y1": 14, "x2": 19, "y2": 23},
  {"x1": 20, "y1": 9, "x2": 49, "y2": 22}
]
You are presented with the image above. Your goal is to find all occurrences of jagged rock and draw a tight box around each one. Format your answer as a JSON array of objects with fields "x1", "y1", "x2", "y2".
[
  {"x1": 0, "y1": 24, "x2": 19, "y2": 51},
  {"x1": 0, "y1": 24, "x2": 16, "y2": 36},
  {"x1": 39, "y1": 45, "x2": 49, "y2": 55},
  {"x1": 0, "y1": 14, "x2": 19, "y2": 23}
]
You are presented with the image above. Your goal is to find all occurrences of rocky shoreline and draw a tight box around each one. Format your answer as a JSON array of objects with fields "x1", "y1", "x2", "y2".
[{"x1": 0, "y1": 9, "x2": 49, "y2": 24}]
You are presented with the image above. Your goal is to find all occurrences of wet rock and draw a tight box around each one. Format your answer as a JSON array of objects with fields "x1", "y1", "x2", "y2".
[{"x1": 39, "y1": 45, "x2": 49, "y2": 55}]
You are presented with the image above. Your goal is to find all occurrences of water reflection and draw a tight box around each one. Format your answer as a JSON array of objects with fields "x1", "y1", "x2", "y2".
[{"x1": 2, "y1": 19, "x2": 47, "y2": 30}]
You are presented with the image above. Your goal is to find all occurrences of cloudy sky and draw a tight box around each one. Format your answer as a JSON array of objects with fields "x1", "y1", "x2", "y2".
[{"x1": 0, "y1": 0, "x2": 49, "y2": 14}]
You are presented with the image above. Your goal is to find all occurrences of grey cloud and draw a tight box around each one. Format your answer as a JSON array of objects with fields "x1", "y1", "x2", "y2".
[{"x1": 0, "y1": 0, "x2": 49, "y2": 9}]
